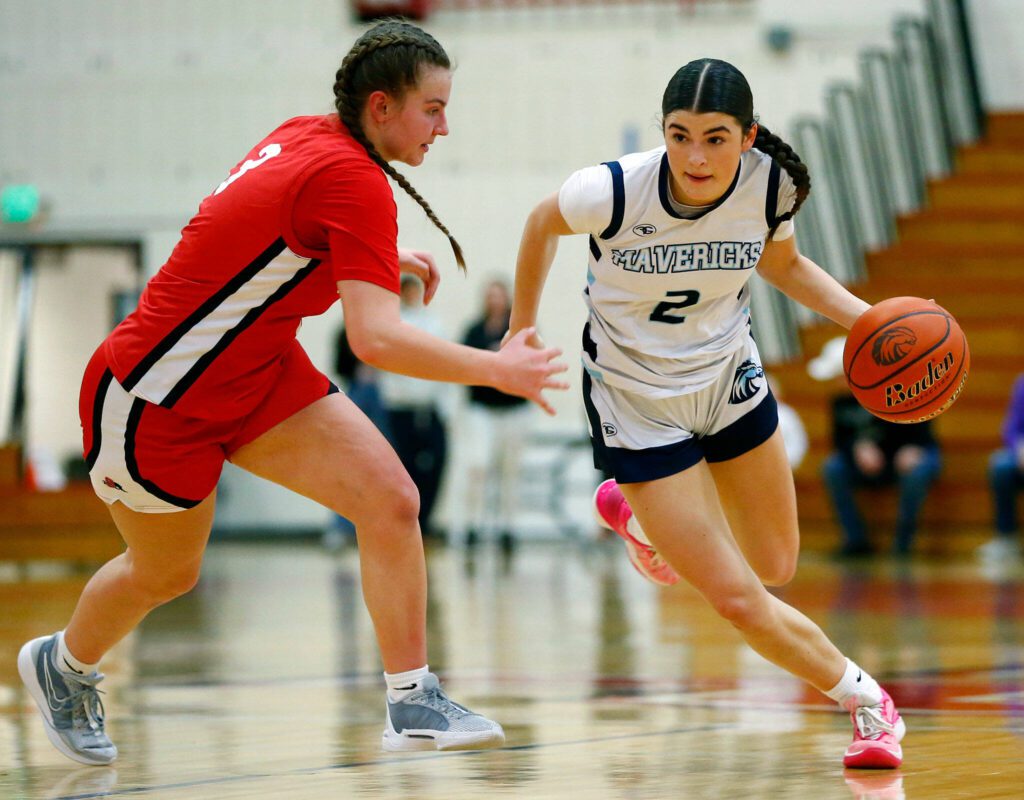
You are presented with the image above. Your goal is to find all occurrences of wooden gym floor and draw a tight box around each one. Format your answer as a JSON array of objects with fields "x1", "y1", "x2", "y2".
[{"x1": 1, "y1": 539, "x2": 1022, "y2": 799}]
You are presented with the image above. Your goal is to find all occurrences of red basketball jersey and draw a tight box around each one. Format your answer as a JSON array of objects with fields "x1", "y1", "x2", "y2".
[{"x1": 104, "y1": 114, "x2": 399, "y2": 420}]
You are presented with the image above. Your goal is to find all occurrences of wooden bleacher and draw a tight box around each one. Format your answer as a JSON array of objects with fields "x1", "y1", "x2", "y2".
[
  {"x1": 774, "y1": 112, "x2": 1024, "y2": 555},
  {"x1": 0, "y1": 445, "x2": 122, "y2": 562}
]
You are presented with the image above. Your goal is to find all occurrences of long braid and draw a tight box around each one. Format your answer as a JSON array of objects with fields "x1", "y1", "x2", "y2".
[
  {"x1": 753, "y1": 124, "x2": 811, "y2": 240},
  {"x1": 333, "y1": 23, "x2": 466, "y2": 271}
]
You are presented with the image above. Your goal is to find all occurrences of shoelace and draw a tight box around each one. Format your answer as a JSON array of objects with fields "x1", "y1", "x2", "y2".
[
  {"x1": 854, "y1": 703, "x2": 896, "y2": 740},
  {"x1": 412, "y1": 688, "x2": 472, "y2": 720},
  {"x1": 61, "y1": 678, "x2": 108, "y2": 733}
]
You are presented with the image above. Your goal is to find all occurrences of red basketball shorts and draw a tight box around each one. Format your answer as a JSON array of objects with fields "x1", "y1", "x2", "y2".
[{"x1": 80, "y1": 341, "x2": 337, "y2": 513}]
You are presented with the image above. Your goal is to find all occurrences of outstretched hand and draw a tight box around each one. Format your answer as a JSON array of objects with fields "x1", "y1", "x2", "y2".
[
  {"x1": 397, "y1": 248, "x2": 440, "y2": 304},
  {"x1": 496, "y1": 327, "x2": 569, "y2": 415}
]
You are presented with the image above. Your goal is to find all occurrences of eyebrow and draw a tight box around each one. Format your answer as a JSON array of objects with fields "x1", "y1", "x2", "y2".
[
  {"x1": 425, "y1": 98, "x2": 447, "y2": 106},
  {"x1": 667, "y1": 123, "x2": 731, "y2": 136}
]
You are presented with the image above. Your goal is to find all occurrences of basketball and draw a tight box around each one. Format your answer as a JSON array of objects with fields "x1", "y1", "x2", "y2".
[{"x1": 843, "y1": 296, "x2": 970, "y2": 423}]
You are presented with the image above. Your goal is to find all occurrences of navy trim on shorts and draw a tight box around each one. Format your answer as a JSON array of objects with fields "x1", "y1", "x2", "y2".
[
  {"x1": 702, "y1": 389, "x2": 779, "y2": 463},
  {"x1": 122, "y1": 238, "x2": 288, "y2": 393},
  {"x1": 599, "y1": 161, "x2": 625, "y2": 239},
  {"x1": 327, "y1": 381, "x2": 340, "y2": 395},
  {"x1": 123, "y1": 398, "x2": 202, "y2": 509},
  {"x1": 161, "y1": 257, "x2": 322, "y2": 409},
  {"x1": 85, "y1": 368, "x2": 114, "y2": 470},
  {"x1": 765, "y1": 159, "x2": 781, "y2": 228},
  {"x1": 604, "y1": 437, "x2": 706, "y2": 484}
]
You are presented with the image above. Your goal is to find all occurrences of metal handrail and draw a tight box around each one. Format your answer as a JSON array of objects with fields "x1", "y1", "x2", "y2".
[{"x1": 756, "y1": 0, "x2": 982, "y2": 365}]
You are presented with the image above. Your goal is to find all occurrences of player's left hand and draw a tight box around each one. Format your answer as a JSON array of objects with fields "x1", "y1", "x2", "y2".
[{"x1": 398, "y1": 248, "x2": 440, "y2": 304}]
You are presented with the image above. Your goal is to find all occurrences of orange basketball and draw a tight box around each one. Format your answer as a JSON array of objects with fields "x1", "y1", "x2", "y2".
[{"x1": 843, "y1": 297, "x2": 969, "y2": 423}]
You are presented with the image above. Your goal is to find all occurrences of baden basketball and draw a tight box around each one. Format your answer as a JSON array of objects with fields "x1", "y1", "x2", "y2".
[{"x1": 843, "y1": 297, "x2": 969, "y2": 423}]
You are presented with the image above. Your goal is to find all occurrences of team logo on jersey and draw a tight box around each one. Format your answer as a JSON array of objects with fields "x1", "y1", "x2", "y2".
[
  {"x1": 103, "y1": 476, "x2": 126, "y2": 492},
  {"x1": 872, "y1": 326, "x2": 916, "y2": 366},
  {"x1": 632, "y1": 224, "x2": 657, "y2": 236},
  {"x1": 602, "y1": 422, "x2": 618, "y2": 437},
  {"x1": 729, "y1": 359, "x2": 764, "y2": 404}
]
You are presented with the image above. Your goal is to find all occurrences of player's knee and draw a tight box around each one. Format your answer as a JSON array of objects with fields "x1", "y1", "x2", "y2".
[
  {"x1": 387, "y1": 477, "x2": 421, "y2": 527},
  {"x1": 709, "y1": 589, "x2": 768, "y2": 631},
  {"x1": 349, "y1": 472, "x2": 420, "y2": 530},
  {"x1": 130, "y1": 561, "x2": 201, "y2": 605}
]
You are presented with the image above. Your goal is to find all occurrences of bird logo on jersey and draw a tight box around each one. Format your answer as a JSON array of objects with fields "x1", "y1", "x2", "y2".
[
  {"x1": 872, "y1": 326, "x2": 917, "y2": 366},
  {"x1": 729, "y1": 359, "x2": 764, "y2": 404}
]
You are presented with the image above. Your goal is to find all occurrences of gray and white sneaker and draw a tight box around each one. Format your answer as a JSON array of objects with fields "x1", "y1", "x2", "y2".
[
  {"x1": 18, "y1": 634, "x2": 117, "y2": 765},
  {"x1": 382, "y1": 673, "x2": 505, "y2": 752}
]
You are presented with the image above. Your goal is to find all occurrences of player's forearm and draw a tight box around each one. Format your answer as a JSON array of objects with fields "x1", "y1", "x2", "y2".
[
  {"x1": 763, "y1": 254, "x2": 869, "y2": 329},
  {"x1": 510, "y1": 198, "x2": 564, "y2": 334},
  {"x1": 354, "y1": 320, "x2": 500, "y2": 388}
]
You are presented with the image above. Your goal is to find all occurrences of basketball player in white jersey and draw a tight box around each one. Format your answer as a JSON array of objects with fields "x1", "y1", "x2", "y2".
[{"x1": 509, "y1": 59, "x2": 904, "y2": 769}]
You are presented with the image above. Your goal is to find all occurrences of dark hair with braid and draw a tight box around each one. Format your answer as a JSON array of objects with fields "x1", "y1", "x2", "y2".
[
  {"x1": 333, "y1": 21, "x2": 466, "y2": 270},
  {"x1": 662, "y1": 58, "x2": 811, "y2": 239}
]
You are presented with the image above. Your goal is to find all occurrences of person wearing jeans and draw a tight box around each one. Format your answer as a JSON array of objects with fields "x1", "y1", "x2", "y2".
[
  {"x1": 978, "y1": 373, "x2": 1024, "y2": 561},
  {"x1": 809, "y1": 337, "x2": 942, "y2": 556}
]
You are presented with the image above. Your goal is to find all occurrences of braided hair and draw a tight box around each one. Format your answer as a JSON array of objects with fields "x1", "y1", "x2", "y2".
[
  {"x1": 333, "y1": 21, "x2": 465, "y2": 270},
  {"x1": 662, "y1": 58, "x2": 810, "y2": 240}
]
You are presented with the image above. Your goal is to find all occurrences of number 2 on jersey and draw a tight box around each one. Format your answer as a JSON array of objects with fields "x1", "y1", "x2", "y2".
[
  {"x1": 214, "y1": 143, "x2": 282, "y2": 196},
  {"x1": 649, "y1": 290, "x2": 700, "y2": 324}
]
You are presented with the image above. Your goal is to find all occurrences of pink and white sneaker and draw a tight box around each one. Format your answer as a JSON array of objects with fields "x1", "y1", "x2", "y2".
[
  {"x1": 843, "y1": 688, "x2": 906, "y2": 769},
  {"x1": 593, "y1": 479, "x2": 680, "y2": 586}
]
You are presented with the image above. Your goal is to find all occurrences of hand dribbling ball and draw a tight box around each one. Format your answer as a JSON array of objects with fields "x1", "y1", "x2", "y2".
[{"x1": 843, "y1": 297, "x2": 969, "y2": 423}]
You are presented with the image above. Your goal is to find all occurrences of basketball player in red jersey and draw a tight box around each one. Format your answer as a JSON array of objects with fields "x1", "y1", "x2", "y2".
[{"x1": 18, "y1": 21, "x2": 567, "y2": 764}]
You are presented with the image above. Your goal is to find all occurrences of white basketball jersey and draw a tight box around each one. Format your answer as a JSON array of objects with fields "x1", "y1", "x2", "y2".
[{"x1": 560, "y1": 146, "x2": 795, "y2": 397}]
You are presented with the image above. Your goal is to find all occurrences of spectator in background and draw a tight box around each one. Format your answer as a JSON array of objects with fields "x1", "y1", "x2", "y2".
[
  {"x1": 458, "y1": 279, "x2": 532, "y2": 550},
  {"x1": 809, "y1": 337, "x2": 942, "y2": 557},
  {"x1": 334, "y1": 326, "x2": 390, "y2": 439},
  {"x1": 378, "y1": 275, "x2": 451, "y2": 539},
  {"x1": 328, "y1": 326, "x2": 391, "y2": 544},
  {"x1": 977, "y1": 372, "x2": 1024, "y2": 562},
  {"x1": 765, "y1": 372, "x2": 808, "y2": 470}
]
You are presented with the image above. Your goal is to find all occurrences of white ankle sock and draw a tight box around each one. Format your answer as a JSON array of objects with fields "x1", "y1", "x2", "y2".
[
  {"x1": 825, "y1": 658, "x2": 883, "y2": 711},
  {"x1": 55, "y1": 631, "x2": 99, "y2": 677},
  {"x1": 384, "y1": 665, "x2": 429, "y2": 702}
]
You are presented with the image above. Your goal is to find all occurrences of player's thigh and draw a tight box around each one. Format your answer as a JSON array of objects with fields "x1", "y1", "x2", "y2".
[
  {"x1": 708, "y1": 428, "x2": 799, "y2": 585},
  {"x1": 228, "y1": 391, "x2": 418, "y2": 521},
  {"x1": 621, "y1": 463, "x2": 764, "y2": 602},
  {"x1": 107, "y1": 492, "x2": 217, "y2": 590}
]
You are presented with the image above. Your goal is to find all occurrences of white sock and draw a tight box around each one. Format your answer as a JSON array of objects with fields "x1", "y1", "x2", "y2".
[
  {"x1": 384, "y1": 665, "x2": 429, "y2": 702},
  {"x1": 55, "y1": 631, "x2": 99, "y2": 677},
  {"x1": 825, "y1": 658, "x2": 883, "y2": 711}
]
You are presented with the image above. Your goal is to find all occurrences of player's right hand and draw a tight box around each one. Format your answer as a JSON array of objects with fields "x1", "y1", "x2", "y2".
[{"x1": 495, "y1": 327, "x2": 568, "y2": 415}]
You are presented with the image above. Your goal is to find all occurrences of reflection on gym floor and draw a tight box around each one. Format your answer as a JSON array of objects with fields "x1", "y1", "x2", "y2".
[{"x1": 2, "y1": 541, "x2": 1023, "y2": 799}]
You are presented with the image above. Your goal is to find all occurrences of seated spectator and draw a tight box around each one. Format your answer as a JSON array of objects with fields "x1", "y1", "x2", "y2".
[
  {"x1": 809, "y1": 337, "x2": 942, "y2": 556},
  {"x1": 977, "y1": 372, "x2": 1024, "y2": 562}
]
